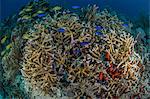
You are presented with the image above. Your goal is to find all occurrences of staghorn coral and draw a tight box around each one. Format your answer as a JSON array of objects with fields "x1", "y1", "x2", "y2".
[
  {"x1": 95, "y1": 9, "x2": 125, "y2": 34},
  {"x1": 23, "y1": 12, "x2": 145, "y2": 98},
  {"x1": 15, "y1": 3, "x2": 147, "y2": 98},
  {"x1": 101, "y1": 29, "x2": 145, "y2": 98},
  {"x1": 1, "y1": 0, "x2": 148, "y2": 98},
  {"x1": 21, "y1": 24, "x2": 58, "y2": 96},
  {"x1": 81, "y1": 5, "x2": 99, "y2": 22},
  {"x1": 104, "y1": 30, "x2": 143, "y2": 80}
]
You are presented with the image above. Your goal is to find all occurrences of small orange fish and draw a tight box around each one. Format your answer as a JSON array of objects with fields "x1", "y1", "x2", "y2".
[
  {"x1": 105, "y1": 52, "x2": 110, "y2": 61},
  {"x1": 99, "y1": 72, "x2": 103, "y2": 80}
]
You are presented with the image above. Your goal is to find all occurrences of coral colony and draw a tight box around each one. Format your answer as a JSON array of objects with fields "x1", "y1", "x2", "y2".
[{"x1": 0, "y1": 0, "x2": 150, "y2": 99}]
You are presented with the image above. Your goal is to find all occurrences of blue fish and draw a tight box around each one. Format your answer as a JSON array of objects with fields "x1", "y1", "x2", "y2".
[
  {"x1": 72, "y1": 5, "x2": 80, "y2": 9},
  {"x1": 95, "y1": 32, "x2": 103, "y2": 36},
  {"x1": 80, "y1": 42, "x2": 90, "y2": 46},
  {"x1": 57, "y1": 28, "x2": 65, "y2": 33},
  {"x1": 37, "y1": 13, "x2": 46, "y2": 18},
  {"x1": 122, "y1": 24, "x2": 128, "y2": 27},
  {"x1": 95, "y1": 26, "x2": 103, "y2": 30},
  {"x1": 73, "y1": 49, "x2": 80, "y2": 54}
]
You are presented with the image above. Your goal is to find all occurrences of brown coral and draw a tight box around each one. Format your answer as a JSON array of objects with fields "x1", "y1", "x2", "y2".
[
  {"x1": 21, "y1": 24, "x2": 58, "y2": 95},
  {"x1": 19, "y1": 6, "x2": 145, "y2": 98}
]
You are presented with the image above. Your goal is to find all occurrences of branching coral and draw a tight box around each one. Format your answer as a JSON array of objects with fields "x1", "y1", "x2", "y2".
[
  {"x1": 104, "y1": 30, "x2": 143, "y2": 79},
  {"x1": 4, "y1": 2, "x2": 145, "y2": 98},
  {"x1": 21, "y1": 24, "x2": 58, "y2": 95},
  {"x1": 102, "y1": 29, "x2": 145, "y2": 97},
  {"x1": 81, "y1": 5, "x2": 99, "y2": 22},
  {"x1": 20, "y1": 9, "x2": 146, "y2": 98},
  {"x1": 95, "y1": 9, "x2": 125, "y2": 34}
]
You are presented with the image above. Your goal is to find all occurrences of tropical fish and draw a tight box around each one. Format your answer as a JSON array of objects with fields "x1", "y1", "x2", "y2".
[
  {"x1": 26, "y1": 5, "x2": 33, "y2": 9},
  {"x1": 25, "y1": 8, "x2": 33, "y2": 12},
  {"x1": 37, "y1": 13, "x2": 46, "y2": 18},
  {"x1": 57, "y1": 28, "x2": 65, "y2": 33},
  {"x1": 19, "y1": 10, "x2": 25, "y2": 15},
  {"x1": 80, "y1": 42, "x2": 90, "y2": 46},
  {"x1": 22, "y1": 33, "x2": 31, "y2": 40},
  {"x1": 1, "y1": 35, "x2": 7, "y2": 44},
  {"x1": 95, "y1": 26, "x2": 103, "y2": 30},
  {"x1": 72, "y1": 5, "x2": 80, "y2": 9},
  {"x1": 95, "y1": 32, "x2": 103, "y2": 36},
  {"x1": 1, "y1": 46, "x2": 11, "y2": 57},
  {"x1": 52, "y1": 6, "x2": 62, "y2": 11},
  {"x1": 39, "y1": 1, "x2": 48, "y2": 6},
  {"x1": 6, "y1": 43, "x2": 12, "y2": 50},
  {"x1": 43, "y1": 7, "x2": 49, "y2": 12},
  {"x1": 32, "y1": 13, "x2": 38, "y2": 17},
  {"x1": 22, "y1": 15, "x2": 32, "y2": 20},
  {"x1": 36, "y1": 10, "x2": 45, "y2": 14},
  {"x1": 122, "y1": 23, "x2": 128, "y2": 27}
]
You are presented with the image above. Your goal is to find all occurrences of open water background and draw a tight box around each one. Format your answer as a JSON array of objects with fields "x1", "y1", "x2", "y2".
[{"x1": 0, "y1": 0, "x2": 150, "y2": 21}]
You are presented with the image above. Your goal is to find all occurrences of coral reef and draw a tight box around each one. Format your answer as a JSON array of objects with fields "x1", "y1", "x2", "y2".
[
  {"x1": 0, "y1": 37, "x2": 28, "y2": 98},
  {"x1": 1, "y1": 1, "x2": 149, "y2": 98},
  {"x1": 21, "y1": 24, "x2": 58, "y2": 96},
  {"x1": 20, "y1": 5, "x2": 147, "y2": 98}
]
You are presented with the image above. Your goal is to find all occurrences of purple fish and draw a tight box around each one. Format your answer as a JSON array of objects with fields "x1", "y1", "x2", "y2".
[
  {"x1": 95, "y1": 26, "x2": 103, "y2": 30},
  {"x1": 80, "y1": 42, "x2": 90, "y2": 46},
  {"x1": 95, "y1": 32, "x2": 103, "y2": 36},
  {"x1": 122, "y1": 24, "x2": 128, "y2": 27},
  {"x1": 72, "y1": 5, "x2": 80, "y2": 9}
]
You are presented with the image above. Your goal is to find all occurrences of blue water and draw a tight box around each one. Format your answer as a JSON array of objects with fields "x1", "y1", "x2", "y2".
[{"x1": 1, "y1": 0, "x2": 150, "y2": 20}]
